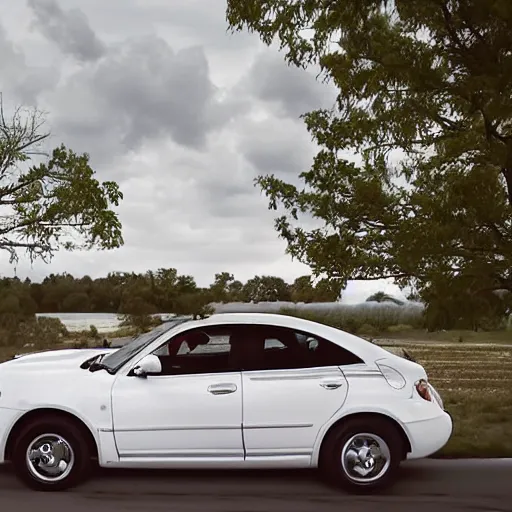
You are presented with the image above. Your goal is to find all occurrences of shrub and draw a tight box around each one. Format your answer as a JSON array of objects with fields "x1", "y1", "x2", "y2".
[
  {"x1": 89, "y1": 324, "x2": 99, "y2": 339},
  {"x1": 387, "y1": 324, "x2": 415, "y2": 333},
  {"x1": 119, "y1": 313, "x2": 162, "y2": 333},
  {"x1": 73, "y1": 339, "x2": 90, "y2": 349},
  {"x1": 278, "y1": 303, "x2": 424, "y2": 333},
  {"x1": 357, "y1": 323, "x2": 380, "y2": 336},
  {"x1": 4, "y1": 316, "x2": 69, "y2": 349}
]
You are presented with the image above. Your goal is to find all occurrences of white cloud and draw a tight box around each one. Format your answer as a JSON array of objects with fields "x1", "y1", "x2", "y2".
[
  {"x1": 0, "y1": 0, "x2": 397, "y2": 302},
  {"x1": 28, "y1": 0, "x2": 106, "y2": 62}
]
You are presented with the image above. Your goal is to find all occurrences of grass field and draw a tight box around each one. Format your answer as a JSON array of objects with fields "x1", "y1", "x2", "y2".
[{"x1": 397, "y1": 343, "x2": 512, "y2": 458}]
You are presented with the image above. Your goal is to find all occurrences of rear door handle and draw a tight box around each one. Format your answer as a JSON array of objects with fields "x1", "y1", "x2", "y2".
[
  {"x1": 320, "y1": 380, "x2": 344, "y2": 390},
  {"x1": 208, "y1": 383, "x2": 237, "y2": 395}
]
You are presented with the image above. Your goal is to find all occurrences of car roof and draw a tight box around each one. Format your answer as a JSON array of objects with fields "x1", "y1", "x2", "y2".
[{"x1": 166, "y1": 312, "x2": 384, "y2": 362}]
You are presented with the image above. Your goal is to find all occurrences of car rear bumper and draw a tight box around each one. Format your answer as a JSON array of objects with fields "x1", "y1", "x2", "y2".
[{"x1": 404, "y1": 409, "x2": 453, "y2": 460}]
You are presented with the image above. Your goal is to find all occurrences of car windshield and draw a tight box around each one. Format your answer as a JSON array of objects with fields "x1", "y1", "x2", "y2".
[{"x1": 101, "y1": 318, "x2": 190, "y2": 372}]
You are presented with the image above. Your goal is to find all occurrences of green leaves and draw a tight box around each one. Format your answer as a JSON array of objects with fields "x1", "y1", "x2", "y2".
[
  {"x1": 0, "y1": 99, "x2": 123, "y2": 263},
  {"x1": 226, "y1": 0, "x2": 512, "y2": 317}
]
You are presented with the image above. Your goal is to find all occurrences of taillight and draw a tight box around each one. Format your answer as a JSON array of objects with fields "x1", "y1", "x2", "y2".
[
  {"x1": 429, "y1": 384, "x2": 444, "y2": 409},
  {"x1": 415, "y1": 379, "x2": 432, "y2": 402}
]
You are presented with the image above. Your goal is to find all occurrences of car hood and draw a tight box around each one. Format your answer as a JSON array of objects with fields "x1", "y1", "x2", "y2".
[
  {"x1": 0, "y1": 348, "x2": 121, "y2": 412},
  {"x1": 0, "y1": 347, "x2": 117, "y2": 372}
]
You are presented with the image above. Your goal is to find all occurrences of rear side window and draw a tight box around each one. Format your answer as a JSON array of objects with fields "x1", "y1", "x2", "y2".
[{"x1": 235, "y1": 325, "x2": 364, "y2": 371}]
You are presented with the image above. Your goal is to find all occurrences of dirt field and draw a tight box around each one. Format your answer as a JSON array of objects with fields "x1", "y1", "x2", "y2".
[{"x1": 394, "y1": 343, "x2": 512, "y2": 457}]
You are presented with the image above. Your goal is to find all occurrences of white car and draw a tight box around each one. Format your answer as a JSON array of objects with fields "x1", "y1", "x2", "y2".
[{"x1": 0, "y1": 313, "x2": 452, "y2": 493}]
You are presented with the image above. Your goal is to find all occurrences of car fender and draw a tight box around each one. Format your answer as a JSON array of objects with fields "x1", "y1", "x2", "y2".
[
  {"x1": 0, "y1": 403, "x2": 103, "y2": 463},
  {"x1": 310, "y1": 402, "x2": 413, "y2": 466}
]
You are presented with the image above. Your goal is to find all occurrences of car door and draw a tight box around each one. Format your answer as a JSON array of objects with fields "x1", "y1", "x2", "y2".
[
  {"x1": 110, "y1": 325, "x2": 244, "y2": 464},
  {"x1": 237, "y1": 325, "x2": 359, "y2": 464}
]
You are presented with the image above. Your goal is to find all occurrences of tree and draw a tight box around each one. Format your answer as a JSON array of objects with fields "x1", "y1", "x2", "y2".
[
  {"x1": 173, "y1": 290, "x2": 214, "y2": 319},
  {"x1": 61, "y1": 292, "x2": 91, "y2": 313},
  {"x1": 366, "y1": 291, "x2": 404, "y2": 306},
  {"x1": 291, "y1": 275, "x2": 316, "y2": 303},
  {"x1": 227, "y1": 279, "x2": 244, "y2": 302},
  {"x1": 209, "y1": 272, "x2": 235, "y2": 303},
  {"x1": 151, "y1": 268, "x2": 179, "y2": 311},
  {"x1": 226, "y1": 1, "x2": 512, "y2": 300},
  {"x1": 118, "y1": 273, "x2": 158, "y2": 315},
  {"x1": 313, "y1": 277, "x2": 343, "y2": 302},
  {"x1": 242, "y1": 275, "x2": 292, "y2": 303},
  {"x1": 89, "y1": 277, "x2": 121, "y2": 312},
  {"x1": 422, "y1": 273, "x2": 510, "y2": 331},
  {"x1": 39, "y1": 273, "x2": 76, "y2": 312},
  {"x1": 0, "y1": 97, "x2": 123, "y2": 263}
]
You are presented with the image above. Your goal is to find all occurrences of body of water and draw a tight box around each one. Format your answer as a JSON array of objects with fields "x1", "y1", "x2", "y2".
[{"x1": 36, "y1": 312, "x2": 124, "y2": 333}]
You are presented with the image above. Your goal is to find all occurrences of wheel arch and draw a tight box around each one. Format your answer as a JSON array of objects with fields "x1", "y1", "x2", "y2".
[
  {"x1": 315, "y1": 411, "x2": 412, "y2": 467},
  {"x1": 3, "y1": 407, "x2": 99, "y2": 462}
]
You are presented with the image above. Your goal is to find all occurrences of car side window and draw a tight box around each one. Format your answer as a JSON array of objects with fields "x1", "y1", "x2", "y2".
[
  {"x1": 150, "y1": 325, "x2": 239, "y2": 376},
  {"x1": 237, "y1": 325, "x2": 363, "y2": 371}
]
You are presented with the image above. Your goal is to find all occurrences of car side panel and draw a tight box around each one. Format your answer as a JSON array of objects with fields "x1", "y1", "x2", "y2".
[
  {"x1": 241, "y1": 367, "x2": 349, "y2": 462},
  {"x1": 310, "y1": 368, "x2": 452, "y2": 466},
  {"x1": 110, "y1": 371, "x2": 244, "y2": 460}
]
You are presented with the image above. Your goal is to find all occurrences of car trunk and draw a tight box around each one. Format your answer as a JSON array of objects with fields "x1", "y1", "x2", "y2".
[{"x1": 379, "y1": 345, "x2": 418, "y2": 363}]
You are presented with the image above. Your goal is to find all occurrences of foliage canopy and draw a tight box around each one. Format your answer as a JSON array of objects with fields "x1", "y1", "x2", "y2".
[
  {"x1": 0, "y1": 97, "x2": 123, "y2": 263},
  {"x1": 225, "y1": 0, "x2": 512, "y2": 309}
]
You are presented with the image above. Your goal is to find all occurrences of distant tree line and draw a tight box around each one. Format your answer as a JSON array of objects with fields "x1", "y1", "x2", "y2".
[
  {"x1": 0, "y1": 269, "x2": 343, "y2": 320},
  {"x1": 0, "y1": 269, "x2": 510, "y2": 334}
]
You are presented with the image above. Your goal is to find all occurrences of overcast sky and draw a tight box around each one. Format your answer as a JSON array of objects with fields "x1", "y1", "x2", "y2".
[{"x1": 0, "y1": 0, "x2": 405, "y2": 304}]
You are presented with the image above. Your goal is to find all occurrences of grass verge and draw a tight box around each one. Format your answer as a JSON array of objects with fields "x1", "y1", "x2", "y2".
[{"x1": 376, "y1": 329, "x2": 512, "y2": 344}]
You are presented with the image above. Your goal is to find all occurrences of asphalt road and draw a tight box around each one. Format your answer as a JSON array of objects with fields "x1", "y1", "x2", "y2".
[{"x1": 0, "y1": 459, "x2": 511, "y2": 511}]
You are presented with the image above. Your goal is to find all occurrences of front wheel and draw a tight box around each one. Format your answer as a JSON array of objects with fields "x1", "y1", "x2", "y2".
[
  {"x1": 11, "y1": 416, "x2": 92, "y2": 491},
  {"x1": 319, "y1": 417, "x2": 404, "y2": 493}
]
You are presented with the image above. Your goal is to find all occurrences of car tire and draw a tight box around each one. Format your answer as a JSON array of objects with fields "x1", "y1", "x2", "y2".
[
  {"x1": 11, "y1": 415, "x2": 93, "y2": 492},
  {"x1": 319, "y1": 417, "x2": 404, "y2": 494}
]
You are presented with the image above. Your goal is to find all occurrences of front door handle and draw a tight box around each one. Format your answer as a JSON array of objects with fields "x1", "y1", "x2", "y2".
[
  {"x1": 320, "y1": 380, "x2": 344, "y2": 390},
  {"x1": 208, "y1": 383, "x2": 237, "y2": 395}
]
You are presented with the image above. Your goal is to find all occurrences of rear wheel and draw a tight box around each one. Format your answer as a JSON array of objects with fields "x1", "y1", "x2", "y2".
[
  {"x1": 12, "y1": 416, "x2": 93, "y2": 492},
  {"x1": 319, "y1": 417, "x2": 404, "y2": 493}
]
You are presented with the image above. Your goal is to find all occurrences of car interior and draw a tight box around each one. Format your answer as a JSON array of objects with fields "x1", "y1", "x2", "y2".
[{"x1": 152, "y1": 325, "x2": 362, "y2": 375}]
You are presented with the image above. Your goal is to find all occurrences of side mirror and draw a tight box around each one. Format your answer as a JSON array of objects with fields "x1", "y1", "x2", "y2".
[{"x1": 132, "y1": 354, "x2": 162, "y2": 377}]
